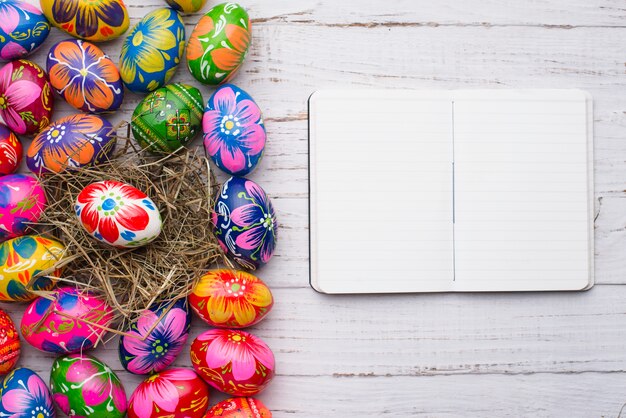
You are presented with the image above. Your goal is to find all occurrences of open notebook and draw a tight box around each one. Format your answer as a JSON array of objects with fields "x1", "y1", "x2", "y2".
[{"x1": 309, "y1": 89, "x2": 594, "y2": 293}]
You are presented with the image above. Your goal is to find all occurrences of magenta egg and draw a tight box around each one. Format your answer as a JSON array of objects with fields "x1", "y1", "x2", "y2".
[{"x1": 0, "y1": 174, "x2": 46, "y2": 242}]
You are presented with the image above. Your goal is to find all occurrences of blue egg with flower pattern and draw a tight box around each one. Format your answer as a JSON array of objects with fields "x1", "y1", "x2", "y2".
[
  {"x1": 0, "y1": 0, "x2": 50, "y2": 61},
  {"x1": 0, "y1": 368, "x2": 55, "y2": 418},
  {"x1": 119, "y1": 7, "x2": 185, "y2": 93},
  {"x1": 212, "y1": 176, "x2": 277, "y2": 270},
  {"x1": 118, "y1": 298, "x2": 191, "y2": 375},
  {"x1": 203, "y1": 84, "x2": 266, "y2": 176}
]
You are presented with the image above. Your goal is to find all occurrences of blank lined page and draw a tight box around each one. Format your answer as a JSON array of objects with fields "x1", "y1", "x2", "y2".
[
  {"x1": 453, "y1": 90, "x2": 593, "y2": 291},
  {"x1": 309, "y1": 90, "x2": 454, "y2": 293}
]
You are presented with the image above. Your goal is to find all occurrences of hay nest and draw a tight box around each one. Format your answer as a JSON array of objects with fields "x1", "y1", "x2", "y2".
[{"x1": 33, "y1": 124, "x2": 224, "y2": 336}]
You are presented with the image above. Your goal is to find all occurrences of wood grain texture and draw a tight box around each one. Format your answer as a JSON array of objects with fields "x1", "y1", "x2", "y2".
[{"x1": 3, "y1": 0, "x2": 626, "y2": 416}]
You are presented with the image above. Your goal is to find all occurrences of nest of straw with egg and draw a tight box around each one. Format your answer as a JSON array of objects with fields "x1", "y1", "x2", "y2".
[{"x1": 30, "y1": 123, "x2": 225, "y2": 339}]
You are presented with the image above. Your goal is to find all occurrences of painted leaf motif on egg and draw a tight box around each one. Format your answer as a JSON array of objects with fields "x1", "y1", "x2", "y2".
[
  {"x1": 0, "y1": 174, "x2": 46, "y2": 242},
  {"x1": 21, "y1": 287, "x2": 113, "y2": 353},
  {"x1": 0, "y1": 59, "x2": 53, "y2": 135},
  {"x1": 203, "y1": 84, "x2": 266, "y2": 176},
  {"x1": 0, "y1": 125, "x2": 22, "y2": 175},
  {"x1": 0, "y1": 0, "x2": 50, "y2": 61},
  {"x1": 0, "y1": 308, "x2": 20, "y2": 374},
  {"x1": 26, "y1": 114, "x2": 116, "y2": 175},
  {"x1": 50, "y1": 354, "x2": 127, "y2": 418},
  {"x1": 120, "y1": 8, "x2": 185, "y2": 93},
  {"x1": 75, "y1": 180, "x2": 162, "y2": 248},
  {"x1": 0, "y1": 235, "x2": 65, "y2": 302},
  {"x1": 131, "y1": 83, "x2": 204, "y2": 154},
  {"x1": 205, "y1": 397, "x2": 272, "y2": 418},
  {"x1": 40, "y1": 0, "x2": 129, "y2": 42},
  {"x1": 187, "y1": 2, "x2": 250, "y2": 85},
  {"x1": 47, "y1": 39, "x2": 124, "y2": 113},
  {"x1": 212, "y1": 177, "x2": 277, "y2": 270},
  {"x1": 118, "y1": 299, "x2": 191, "y2": 375},
  {"x1": 0, "y1": 368, "x2": 55, "y2": 418}
]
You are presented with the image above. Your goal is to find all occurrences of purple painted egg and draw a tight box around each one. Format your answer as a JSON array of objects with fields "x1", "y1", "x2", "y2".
[
  {"x1": 0, "y1": 125, "x2": 22, "y2": 175},
  {"x1": 203, "y1": 84, "x2": 266, "y2": 176},
  {"x1": 0, "y1": 59, "x2": 53, "y2": 135},
  {"x1": 26, "y1": 113, "x2": 115, "y2": 174},
  {"x1": 20, "y1": 287, "x2": 114, "y2": 353},
  {"x1": 212, "y1": 177, "x2": 277, "y2": 270},
  {"x1": 0, "y1": 174, "x2": 46, "y2": 242}
]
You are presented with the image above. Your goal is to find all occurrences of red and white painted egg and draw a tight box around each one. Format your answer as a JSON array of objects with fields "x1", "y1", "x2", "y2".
[
  {"x1": 0, "y1": 174, "x2": 46, "y2": 242},
  {"x1": 0, "y1": 308, "x2": 20, "y2": 374},
  {"x1": 128, "y1": 368, "x2": 209, "y2": 418},
  {"x1": 75, "y1": 180, "x2": 162, "y2": 248},
  {"x1": 205, "y1": 397, "x2": 271, "y2": 418},
  {"x1": 0, "y1": 125, "x2": 22, "y2": 175}
]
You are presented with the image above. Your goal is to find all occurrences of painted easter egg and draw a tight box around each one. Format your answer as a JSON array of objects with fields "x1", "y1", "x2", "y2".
[
  {"x1": 0, "y1": 0, "x2": 50, "y2": 61},
  {"x1": 128, "y1": 368, "x2": 209, "y2": 418},
  {"x1": 203, "y1": 84, "x2": 266, "y2": 176},
  {"x1": 213, "y1": 177, "x2": 277, "y2": 270},
  {"x1": 0, "y1": 308, "x2": 20, "y2": 374},
  {"x1": 119, "y1": 298, "x2": 191, "y2": 375},
  {"x1": 75, "y1": 180, "x2": 162, "y2": 248},
  {"x1": 0, "y1": 368, "x2": 55, "y2": 418},
  {"x1": 50, "y1": 354, "x2": 127, "y2": 418},
  {"x1": 187, "y1": 3, "x2": 250, "y2": 86},
  {"x1": 189, "y1": 269, "x2": 273, "y2": 328},
  {"x1": 120, "y1": 8, "x2": 185, "y2": 93},
  {"x1": 0, "y1": 125, "x2": 22, "y2": 175},
  {"x1": 164, "y1": 0, "x2": 206, "y2": 14},
  {"x1": 0, "y1": 59, "x2": 53, "y2": 135},
  {"x1": 131, "y1": 83, "x2": 204, "y2": 153},
  {"x1": 26, "y1": 113, "x2": 116, "y2": 175},
  {"x1": 47, "y1": 39, "x2": 123, "y2": 113},
  {"x1": 205, "y1": 398, "x2": 271, "y2": 418},
  {"x1": 21, "y1": 287, "x2": 113, "y2": 353},
  {"x1": 0, "y1": 235, "x2": 65, "y2": 302},
  {"x1": 190, "y1": 329, "x2": 275, "y2": 396},
  {"x1": 0, "y1": 174, "x2": 46, "y2": 242},
  {"x1": 40, "y1": 0, "x2": 129, "y2": 42}
]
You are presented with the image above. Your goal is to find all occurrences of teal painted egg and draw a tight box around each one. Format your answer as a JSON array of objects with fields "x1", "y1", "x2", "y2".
[
  {"x1": 120, "y1": 8, "x2": 185, "y2": 93},
  {"x1": 0, "y1": 0, "x2": 50, "y2": 61},
  {"x1": 187, "y1": 3, "x2": 250, "y2": 85}
]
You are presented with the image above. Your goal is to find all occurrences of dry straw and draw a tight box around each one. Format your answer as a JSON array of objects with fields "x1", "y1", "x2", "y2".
[{"x1": 31, "y1": 123, "x2": 225, "y2": 338}]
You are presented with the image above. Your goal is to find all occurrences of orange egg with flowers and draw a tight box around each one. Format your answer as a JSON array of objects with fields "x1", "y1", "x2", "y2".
[
  {"x1": 0, "y1": 308, "x2": 20, "y2": 374},
  {"x1": 189, "y1": 269, "x2": 273, "y2": 329}
]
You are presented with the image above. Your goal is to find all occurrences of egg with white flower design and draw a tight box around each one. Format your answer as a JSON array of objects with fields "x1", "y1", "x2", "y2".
[{"x1": 75, "y1": 180, "x2": 162, "y2": 248}]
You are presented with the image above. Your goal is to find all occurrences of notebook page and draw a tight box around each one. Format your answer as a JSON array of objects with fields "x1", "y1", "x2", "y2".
[
  {"x1": 309, "y1": 90, "x2": 454, "y2": 293},
  {"x1": 453, "y1": 90, "x2": 592, "y2": 291}
]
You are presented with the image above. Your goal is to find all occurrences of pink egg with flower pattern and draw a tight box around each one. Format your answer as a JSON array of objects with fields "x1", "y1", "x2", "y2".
[
  {"x1": 20, "y1": 287, "x2": 113, "y2": 354},
  {"x1": 190, "y1": 329, "x2": 275, "y2": 396},
  {"x1": 0, "y1": 125, "x2": 22, "y2": 175},
  {"x1": 75, "y1": 180, "x2": 162, "y2": 248},
  {"x1": 0, "y1": 174, "x2": 46, "y2": 242}
]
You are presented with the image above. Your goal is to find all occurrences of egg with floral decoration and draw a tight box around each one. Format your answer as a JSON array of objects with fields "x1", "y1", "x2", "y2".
[
  {"x1": 21, "y1": 287, "x2": 113, "y2": 354},
  {"x1": 127, "y1": 368, "x2": 209, "y2": 418},
  {"x1": 203, "y1": 84, "x2": 266, "y2": 176},
  {"x1": 0, "y1": 59, "x2": 53, "y2": 135},
  {"x1": 0, "y1": 235, "x2": 65, "y2": 302},
  {"x1": 0, "y1": 174, "x2": 46, "y2": 242},
  {"x1": 187, "y1": 3, "x2": 250, "y2": 86},
  {"x1": 213, "y1": 177, "x2": 277, "y2": 270},
  {"x1": 0, "y1": 0, "x2": 50, "y2": 61},
  {"x1": 120, "y1": 7, "x2": 185, "y2": 93},
  {"x1": 0, "y1": 308, "x2": 20, "y2": 374},
  {"x1": 40, "y1": 0, "x2": 129, "y2": 42},
  {"x1": 26, "y1": 113, "x2": 116, "y2": 175},
  {"x1": 190, "y1": 269, "x2": 273, "y2": 329},
  {"x1": 205, "y1": 397, "x2": 271, "y2": 418},
  {"x1": 131, "y1": 83, "x2": 203, "y2": 154},
  {"x1": 0, "y1": 125, "x2": 22, "y2": 175},
  {"x1": 50, "y1": 354, "x2": 127, "y2": 418},
  {"x1": 0, "y1": 368, "x2": 55, "y2": 418},
  {"x1": 47, "y1": 39, "x2": 123, "y2": 113},
  {"x1": 190, "y1": 329, "x2": 275, "y2": 396},
  {"x1": 164, "y1": 0, "x2": 206, "y2": 14},
  {"x1": 119, "y1": 298, "x2": 191, "y2": 375},
  {"x1": 75, "y1": 180, "x2": 162, "y2": 248}
]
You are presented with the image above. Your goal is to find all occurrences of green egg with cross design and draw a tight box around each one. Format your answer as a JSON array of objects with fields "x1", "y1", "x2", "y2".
[{"x1": 131, "y1": 83, "x2": 204, "y2": 154}]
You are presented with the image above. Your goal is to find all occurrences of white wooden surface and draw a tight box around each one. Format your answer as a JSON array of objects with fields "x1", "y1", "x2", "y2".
[{"x1": 2, "y1": 0, "x2": 626, "y2": 416}]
